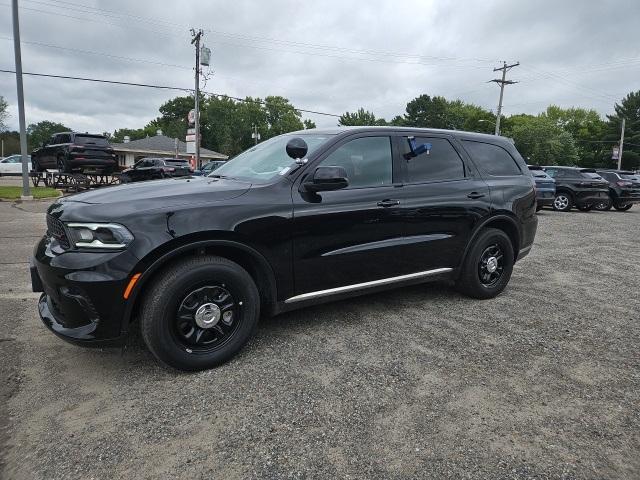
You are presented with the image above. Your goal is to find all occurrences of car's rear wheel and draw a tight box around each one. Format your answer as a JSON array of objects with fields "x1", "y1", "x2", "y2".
[
  {"x1": 140, "y1": 255, "x2": 260, "y2": 371},
  {"x1": 613, "y1": 201, "x2": 632, "y2": 211},
  {"x1": 553, "y1": 192, "x2": 573, "y2": 212},
  {"x1": 536, "y1": 205, "x2": 543, "y2": 212},
  {"x1": 56, "y1": 155, "x2": 70, "y2": 173},
  {"x1": 456, "y1": 228, "x2": 514, "y2": 299},
  {"x1": 594, "y1": 197, "x2": 612, "y2": 211}
]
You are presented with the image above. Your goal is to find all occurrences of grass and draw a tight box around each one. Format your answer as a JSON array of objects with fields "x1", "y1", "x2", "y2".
[{"x1": 0, "y1": 186, "x2": 60, "y2": 200}]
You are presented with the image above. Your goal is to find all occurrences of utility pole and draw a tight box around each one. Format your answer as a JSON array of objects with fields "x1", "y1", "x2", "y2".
[
  {"x1": 617, "y1": 117, "x2": 625, "y2": 170},
  {"x1": 190, "y1": 29, "x2": 203, "y2": 170},
  {"x1": 490, "y1": 61, "x2": 519, "y2": 136},
  {"x1": 11, "y1": 0, "x2": 31, "y2": 199}
]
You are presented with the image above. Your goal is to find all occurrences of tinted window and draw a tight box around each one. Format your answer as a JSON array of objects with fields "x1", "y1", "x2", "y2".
[
  {"x1": 166, "y1": 160, "x2": 189, "y2": 167},
  {"x1": 403, "y1": 137, "x2": 465, "y2": 182},
  {"x1": 74, "y1": 135, "x2": 109, "y2": 146},
  {"x1": 462, "y1": 140, "x2": 522, "y2": 176},
  {"x1": 318, "y1": 136, "x2": 392, "y2": 188},
  {"x1": 620, "y1": 173, "x2": 639, "y2": 181},
  {"x1": 581, "y1": 172, "x2": 603, "y2": 180}
]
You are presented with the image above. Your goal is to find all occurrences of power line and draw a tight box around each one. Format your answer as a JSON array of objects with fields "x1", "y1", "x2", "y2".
[
  {"x1": 0, "y1": 68, "x2": 342, "y2": 117},
  {"x1": 21, "y1": 0, "x2": 499, "y2": 64}
]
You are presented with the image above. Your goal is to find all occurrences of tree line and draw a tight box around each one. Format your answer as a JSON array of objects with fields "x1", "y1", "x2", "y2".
[{"x1": 1, "y1": 90, "x2": 638, "y2": 169}]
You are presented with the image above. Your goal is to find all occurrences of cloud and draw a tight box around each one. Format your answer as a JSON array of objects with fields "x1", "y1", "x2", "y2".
[{"x1": 1, "y1": 0, "x2": 638, "y2": 133}]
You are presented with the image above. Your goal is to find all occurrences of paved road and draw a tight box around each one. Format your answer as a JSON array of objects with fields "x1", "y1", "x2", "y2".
[{"x1": 1, "y1": 199, "x2": 639, "y2": 479}]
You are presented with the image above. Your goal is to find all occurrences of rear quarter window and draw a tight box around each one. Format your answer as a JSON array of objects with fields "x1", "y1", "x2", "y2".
[{"x1": 462, "y1": 140, "x2": 522, "y2": 176}]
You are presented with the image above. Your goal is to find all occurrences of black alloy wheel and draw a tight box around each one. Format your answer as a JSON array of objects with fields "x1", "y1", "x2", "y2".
[
  {"x1": 478, "y1": 243, "x2": 504, "y2": 287},
  {"x1": 456, "y1": 227, "x2": 514, "y2": 299},
  {"x1": 174, "y1": 285, "x2": 239, "y2": 352}
]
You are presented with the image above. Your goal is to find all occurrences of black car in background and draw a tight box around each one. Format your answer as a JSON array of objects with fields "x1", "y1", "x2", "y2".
[
  {"x1": 31, "y1": 127, "x2": 537, "y2": 371},
  {"x1": 120, "y1": 157, "x2": 192, "y2": 183},
  {"x1": 542, "y1": 166, "x2": 609, "y2": 212},
  {"x1": 528, "y1": 165, "x2": 555, "y2": 211},
  {"x1": 594, "y1": 170, "x2": 640, "y2": 211},
  {"x1": 193, "y1": 160, "x2": 226, "y2": 176},
  {"x1": 31, "y1": 132, "x2": 117, "y2": 174}
]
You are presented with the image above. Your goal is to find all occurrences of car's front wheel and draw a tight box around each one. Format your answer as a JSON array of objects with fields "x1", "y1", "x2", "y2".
[
  {"x1": 140, "y1": 255, "x2": 260, "y2": 371},
  {"x1": 32, "y1": 158, "x2": 43, "y2": 172},
  {"x1": 553, "y1": 192, "x2": 573, "y2": 212},
  {"x1": 456, "y1": 228, "x2": 514, "y2": 299}
]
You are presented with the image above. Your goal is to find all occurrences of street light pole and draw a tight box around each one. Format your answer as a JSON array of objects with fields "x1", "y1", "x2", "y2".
[
  {"x1": 617, "y1": 117, "x2": 625, "y2": 170},
  {"x1": 191, "y1": 29, "x2": 202, "y2": 170},
  {"x1": 11, "y1": 0, "x2": 31, "y2": 199}
]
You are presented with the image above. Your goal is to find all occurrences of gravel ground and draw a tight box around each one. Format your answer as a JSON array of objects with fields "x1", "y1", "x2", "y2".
[{"x1": 1, "y1": 200, "x2": 639, "y2": 479}]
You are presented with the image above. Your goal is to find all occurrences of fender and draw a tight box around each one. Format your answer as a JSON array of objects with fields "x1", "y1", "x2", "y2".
[
  {"x1": 121, "y1": 239, "x2": 278, "y2": 331},
  {"x1": 458, "y1": 213, "x2": 521, "y2": 273}
]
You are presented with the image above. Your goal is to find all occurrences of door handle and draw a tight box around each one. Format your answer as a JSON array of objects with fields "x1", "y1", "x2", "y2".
[
  {"x1": 467, "y1": 192, "x2": 486, "y2": 199},
  {"x1": 377, "y1": 199, "x2": 400, "y2": 208}
]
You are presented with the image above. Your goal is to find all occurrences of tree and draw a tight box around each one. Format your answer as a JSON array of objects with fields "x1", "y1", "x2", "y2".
[
  {"x1": 303, "y1": 119, "x2": 316, "y2": 129},
  {"x1": 263, "y1": 96, "x2": 304, "y2": 137},
  {"x1": 503, "y1": 115, "x2": 578, "y2": 165},
  {"x1": 0, "y1": 96, "x2": 8, "y2": 132},
  {"x1": 541, "y1": 106, "x2": 607, "y2": 167},
  {"x1": 26, "y1": 120, "x2": 71, "y2": 151},
  {"x1": 339, "y1": 108, "x2": 386, "y2": 126},
  {"x1": 398, "y1": 94, "x2": 495, "y2": 132},
  {"x1": 603, "y1": 91, "x2": 640, "y2": 170},
  {"x1": 0, "y1": 131, "x2": 20, "y2": 156}
]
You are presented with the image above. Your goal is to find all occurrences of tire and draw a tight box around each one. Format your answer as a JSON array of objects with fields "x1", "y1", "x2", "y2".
[
  {"x1": 613, "y1": 202, "x2": 632, "y2": 211},
  {"x1": 576, "y1": 204, "x2": 593, "y2": 212},
  {"x1": 32, "y1": 158, "x2": 43, "y2": 172},
  {"x1": 594, "y1": 197, "x2": 612, "y2": 211},
  {"x1": 140, "y1": 255, "x2": 260, "y2": 371},
  {"x1": 456, "y1": 228, "x2": 515, "y2": 300},
  {"x1": 536, "y1": 205, "x2": 543, "y2": 212},
  {"x1": 553, "y1": 192, "x2": 573, "y2": 212},
  {"x1": 56, "y1": 155, "x2": 70, "y2": 173}
]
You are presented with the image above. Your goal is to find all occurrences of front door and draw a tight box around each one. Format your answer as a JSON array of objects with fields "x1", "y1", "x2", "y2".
[
  {"x1": 291, "y1": 134, "x2": 412, "y2": 296},
  {"x1": 393, "y1": 135, "x2": 491, "y2": 272}
]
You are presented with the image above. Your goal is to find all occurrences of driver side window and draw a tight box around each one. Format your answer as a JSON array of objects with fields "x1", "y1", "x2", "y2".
[{"x1": 317, "y1": 136, "x2": 392, "y2": 188}]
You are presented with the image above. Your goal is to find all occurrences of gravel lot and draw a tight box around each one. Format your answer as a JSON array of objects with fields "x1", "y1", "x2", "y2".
[{"x1": 1, "y1": 198, "x2": 638, "y2": 479}]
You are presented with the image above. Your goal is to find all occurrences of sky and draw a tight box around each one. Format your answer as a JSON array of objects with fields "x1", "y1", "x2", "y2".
[{"x1": 0, "y1": 0, "x2": 638, "y2": 134}]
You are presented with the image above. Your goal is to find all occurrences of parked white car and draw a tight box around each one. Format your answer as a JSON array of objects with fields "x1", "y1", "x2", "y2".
[{"x1": 0, "y1": 155, "x2": 32, "y2": 175}]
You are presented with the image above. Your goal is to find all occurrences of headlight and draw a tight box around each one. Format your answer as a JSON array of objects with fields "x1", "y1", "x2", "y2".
[{"x1": 66, "y1": 223, "x2": 134, "y2": 249}]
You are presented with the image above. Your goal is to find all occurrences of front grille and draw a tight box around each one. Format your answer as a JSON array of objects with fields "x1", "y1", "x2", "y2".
[{"x1": 46, "y1": 214, "x2": 70, "y2": 249}]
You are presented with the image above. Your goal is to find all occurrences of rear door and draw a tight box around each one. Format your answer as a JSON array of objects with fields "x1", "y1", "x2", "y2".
[
  {"x1": 291, "y1": 134, "x2": 412, "y2": 296},
  {"x1": 393, "y1": 134, "x2": 491, "y2": 272}
]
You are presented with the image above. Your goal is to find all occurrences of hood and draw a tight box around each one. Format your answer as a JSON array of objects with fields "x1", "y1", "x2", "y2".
[{"x1": 59, "y1": 176, "x2": 251, "y2": 209}]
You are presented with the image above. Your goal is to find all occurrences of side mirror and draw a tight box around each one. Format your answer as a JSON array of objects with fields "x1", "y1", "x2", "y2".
[
  {"x1": 304, "y1": 166, "x2": 349, "y2": 192},
  {"x1": 286, "y1": 137, "x2": 308, "y2": 159}
]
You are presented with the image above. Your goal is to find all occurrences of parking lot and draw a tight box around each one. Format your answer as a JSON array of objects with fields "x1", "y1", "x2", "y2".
[{"x1": 1, "y1": 197, "x2": 639, "y2": 479}]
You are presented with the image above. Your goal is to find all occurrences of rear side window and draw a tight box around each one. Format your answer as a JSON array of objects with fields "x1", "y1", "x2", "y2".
[
  {"x1": 462, "y1": 140, "x2": 522, "y2": 176},
  {"x1": 403, "y1": 137, "x2": 465, "y2": 183},
  {"x1": 318, "y1": 136, "x2": 393, "y2": 188},
  {"x1": 74, "y1": 135, "x2": 109, "y2": 147}
]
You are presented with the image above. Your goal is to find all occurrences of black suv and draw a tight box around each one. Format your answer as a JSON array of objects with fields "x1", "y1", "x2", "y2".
[
  {"x1": 594, "y1": 170, "x2": 640, "y2": 211},
  {"x1": 31, "y1": 127, "x2": 537, "y2": 371},
  {"x1": 542, "y1": 166, "x2": 610, "y2": 211},
  {"x1": 120, "y1": 157, "x2": 193, "y2": 183},
  {"x1": 31, "y1": 132, "x2": 117, "y2": 174}
]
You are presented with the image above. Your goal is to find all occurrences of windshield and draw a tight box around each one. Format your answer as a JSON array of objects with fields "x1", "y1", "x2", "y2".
[{"x1": 210, "y1": 134, "x2": 334, "y2": 183}]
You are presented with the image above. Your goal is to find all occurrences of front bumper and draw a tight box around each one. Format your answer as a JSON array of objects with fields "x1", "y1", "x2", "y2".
[{"x1": 31, "y1": 235, "x2": 138, "y2": 347}]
